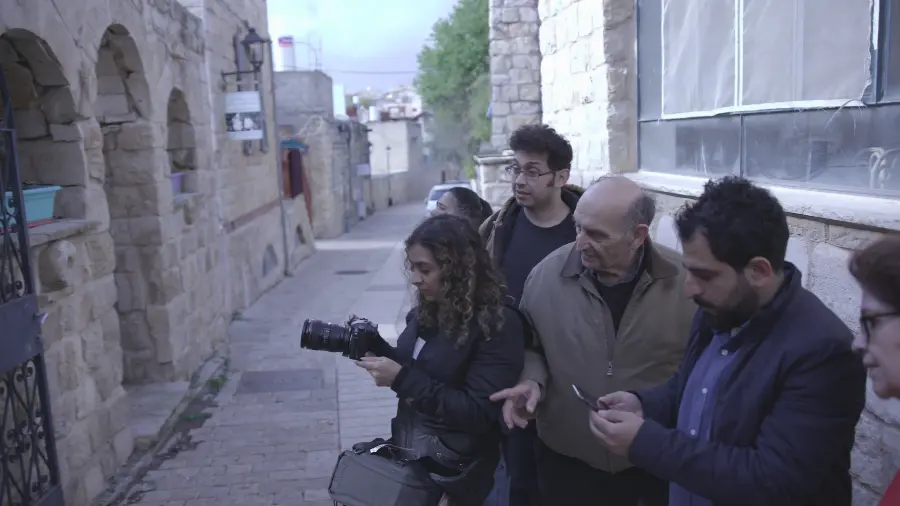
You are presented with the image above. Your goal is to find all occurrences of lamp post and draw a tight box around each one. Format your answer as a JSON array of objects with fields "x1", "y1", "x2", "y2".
[{"x1": 222, "y1": 26, "x2": 271, "y2": 83}]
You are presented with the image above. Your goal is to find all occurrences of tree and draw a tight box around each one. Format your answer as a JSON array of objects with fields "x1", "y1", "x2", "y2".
[{"x1": 415, "y1": 0, "x2": 490, "y2": 170}]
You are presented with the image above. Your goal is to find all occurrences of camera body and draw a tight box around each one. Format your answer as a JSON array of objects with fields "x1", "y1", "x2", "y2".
[{"x1": 300, "y1": 315, "x2": 380, "y2": 360}]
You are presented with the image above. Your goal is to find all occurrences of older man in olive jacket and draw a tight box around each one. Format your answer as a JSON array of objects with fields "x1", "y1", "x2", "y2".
[{"x1": 491, "y1": 176, "x2": 696, "y2": 506}]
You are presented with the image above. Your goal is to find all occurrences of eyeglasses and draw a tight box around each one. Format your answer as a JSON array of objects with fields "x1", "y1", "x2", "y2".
[
  {"x1": 858, "y1": 310, "x2": 900, "y2": 345},
  {"x1": 504, "y1": 164, "x2": 555, "y2": 182}
]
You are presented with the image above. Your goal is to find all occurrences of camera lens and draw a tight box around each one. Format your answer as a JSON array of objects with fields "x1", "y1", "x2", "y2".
[{"x1": 300, "y1": 319, "x2": 351, "y2": 353}]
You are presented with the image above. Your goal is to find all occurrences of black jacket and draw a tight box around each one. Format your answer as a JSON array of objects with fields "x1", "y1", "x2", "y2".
[
  {"x1": 478, "y1": 184, "x2": 584, "y2": 264},
  {"x1": 631, "y1": 265, "x2": 866, "y2": 506},
  {"x1": 374, "y1": 306, "x2": 525, "y2": 505}
]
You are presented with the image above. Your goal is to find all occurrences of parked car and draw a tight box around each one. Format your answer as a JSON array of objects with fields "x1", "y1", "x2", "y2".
[{"x1": 424, "y1": 181, "x2": 472, "y2": 216}]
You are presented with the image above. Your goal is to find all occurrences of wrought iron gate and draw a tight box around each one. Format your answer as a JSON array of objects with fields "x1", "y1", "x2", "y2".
[{"x1": 0, "y1": 60, "x2": 64, "y2": 505}]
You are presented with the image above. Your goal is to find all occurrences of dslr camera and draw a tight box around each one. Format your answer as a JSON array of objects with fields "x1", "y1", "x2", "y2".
[{"x1": 300, "y1": 315, "x2": 381, "y2": 360}]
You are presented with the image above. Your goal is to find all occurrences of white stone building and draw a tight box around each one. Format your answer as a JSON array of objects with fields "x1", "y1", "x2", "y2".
[
  {"x1": 483, "y1": 0, "x2": 900, "y2": 504},
  {"x1": 0, "y1": 0, "x2": 316, "y2": 504}
]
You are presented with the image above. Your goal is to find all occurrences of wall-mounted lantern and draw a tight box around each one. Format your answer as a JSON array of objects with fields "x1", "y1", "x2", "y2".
[{"x1": 222, "y1": 24, "x2": 272, "y2": 156}]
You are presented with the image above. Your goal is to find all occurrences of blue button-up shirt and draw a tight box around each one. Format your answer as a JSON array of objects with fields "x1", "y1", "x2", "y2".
[{"x1": 669, "y1": 328, "x2": 744, "y2": 506}]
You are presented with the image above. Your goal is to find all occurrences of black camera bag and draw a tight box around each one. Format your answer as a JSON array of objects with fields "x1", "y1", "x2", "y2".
[{"x1": 329, "y1": 439, "x2": 443, "y2": 506}]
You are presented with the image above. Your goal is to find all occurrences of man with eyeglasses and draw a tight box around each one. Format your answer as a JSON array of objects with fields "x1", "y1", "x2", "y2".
[
  {"x1": 479, "y1": 124, "x2": 583, "y2": 506},
  {"x1": 594, "y1": 177, "x2": 867, "y2": 506}
]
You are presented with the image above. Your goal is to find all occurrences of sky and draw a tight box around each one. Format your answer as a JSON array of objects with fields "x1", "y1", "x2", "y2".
[{"x1": 267, "y1": 0, "x2": 458, "y2": 93}]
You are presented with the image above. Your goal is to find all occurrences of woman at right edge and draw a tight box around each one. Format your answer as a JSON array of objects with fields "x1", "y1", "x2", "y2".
[
  {"x1": 356, "y1": 214, "x2": 526, "y2": 505},
  {"x1": 849, "y1": 233, "x2": 900, "y2": 506}
]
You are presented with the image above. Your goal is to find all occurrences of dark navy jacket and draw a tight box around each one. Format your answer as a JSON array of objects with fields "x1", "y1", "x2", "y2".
[{"x1": 631, "y1": 265, "x2": 866, "y2": 506}]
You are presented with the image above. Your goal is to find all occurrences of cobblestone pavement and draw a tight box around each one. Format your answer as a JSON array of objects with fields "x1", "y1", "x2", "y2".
[{"x1": 127, "y1": 204, "x2": 423, "y2": 505}]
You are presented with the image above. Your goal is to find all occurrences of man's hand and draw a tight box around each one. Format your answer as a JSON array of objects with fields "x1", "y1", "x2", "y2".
[
  {"x1": 355, "y1": 356, "x2": 402, "y2": 387},
  {"x1": 598, "y1": 391, "x2": 644, "y2": 417},
  {"x1": 589, "y1": 409, "x2": 644, "y2": 456},
  {"x1": 489, "y1": 379, "x2": 542, "y2": 429}
]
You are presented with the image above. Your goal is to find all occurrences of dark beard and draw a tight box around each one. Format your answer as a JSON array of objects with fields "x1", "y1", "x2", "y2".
[{"x1": 699, "y1": 286, "x2": 760, "y2": 332}]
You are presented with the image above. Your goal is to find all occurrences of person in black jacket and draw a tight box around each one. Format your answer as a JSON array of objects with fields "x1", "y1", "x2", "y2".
[
  {"x1": 591, "y1": 177, "x2": 867, "y2": 506},
  {"x1": 356, "y1": 214, "x2": 526, "y2": 506}
]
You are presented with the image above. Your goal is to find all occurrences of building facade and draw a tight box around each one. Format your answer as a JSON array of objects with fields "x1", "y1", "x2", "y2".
[
  {"x1": 0, "y1": 0, "x2": 315, "y2": 504},
  {"x1": 483, "y1": 0, "x2": 900, "y2": 504}
]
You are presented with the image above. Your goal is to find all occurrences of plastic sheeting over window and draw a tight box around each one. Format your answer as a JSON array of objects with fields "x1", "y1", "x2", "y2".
[{"x1": 659, "y1": 0, "x2": 873, "y2": 117}]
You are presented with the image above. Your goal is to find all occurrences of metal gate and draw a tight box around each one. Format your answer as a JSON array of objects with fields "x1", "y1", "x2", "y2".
[{"x1": 0, "y1": 60, "x2": 64, "y2": 505}]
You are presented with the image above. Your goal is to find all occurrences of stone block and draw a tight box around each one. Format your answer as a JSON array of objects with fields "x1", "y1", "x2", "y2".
[
  {"x1": 652, "y1": 214, "x2": 681, "y2": 252},
  {"x1": 96, "y1": 93, "x2": 131, "y2": 119},
  {"x1": 852, "y1": 412, "x2": 892, "y2": 491},
  {"x1": 88, "y1": 275, "x2": 118, "y2": 320},
  {"x1": 787, "y1": 216, "x2": 826, "y2": 242},
  {"x1": 3, "y1": 62, "x2": 38, "y2": 109},
  {"x1": 828, "y1": 225, "x2": 883, "y2": 251},
  {"x1": 99, "y1": 308, "x2": 121, "y2": 349},
  {"x1": 113, "y1": 216, "x2": 173, "y2": 247},
  {"x1": 85, "y1": 147, "x2": 106, "y2": 184},
  {"x1": 104, "y1": 148, "x2": 166, "y2": 185},
  {"x1": 112, "y1": 427, "x2": 134, "y2": 466},
  {"x1": 55, "y1": 336, "x2": 84, "y2": 392},
  {"x1": 785, "y1": 237, "x2": 810, "y2": 285},
  {"x1": 117, "y1": 121, "x2": 163, "y2": 151},
  {"x1": 54, "y1": 186, "x2": 88, "y2": 220},
  {"x1": 60, "y1": 292, "x2": 93, "y2": 334},
  {"x1": 148, "y1": 266, "x2": 184, "y2": 305},
  {"x1": 85, "y1": 233, "x2": 116, "y2": 279},
  {"x1": 119, "y1": 311, "x2": 152, "y2": 354},
  {"x1": 79, "y1": 119, "x2": 104, "y2": 150},
  {"x1": 808, "y1": 243, "x2": 861, "y2": 331},
  {"x1": 94, "y1": 346, "x2": 123, "y2": 401},
  {"x1": 105, "y1": 386, "x2": 130, "y2": 434},
  {"x1": 58, "y1": 426, "x2": 91, "y2": 478},
  {"x1": 80, "y1": 319, "x2": 105, "y2": 372},
  {"x1": 106, "y1": 183, "x2": 167, "y2": 218},
  {"x1": 82, "y1": 464, "x2": 106, "y2": 503},
  {"x1": 14, "y1": 109, "x2": 49, "y2": 139},
  {"x1": 21, "y1": 139, "x2": 88, "y2": 187},
  {"x1": 38, "y1": 239, "x2": 80, "y2": 291},
  {"x1": 115, "y1": 272, "x2": 148, "y2": 312},
  {"x1": 97, "y1": 74, "x2": 126, "y2": 95},
  {"x1": 50, "y1": 123, "x2": 83, "y2": 142},
  {"x1": 41, "y1": 87, "x2": 80, "y2": 124}
]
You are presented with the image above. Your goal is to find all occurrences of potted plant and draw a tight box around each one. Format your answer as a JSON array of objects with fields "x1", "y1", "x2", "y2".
[{"x1": 3, "y1": 182, "x2": 61, "y2": 226}]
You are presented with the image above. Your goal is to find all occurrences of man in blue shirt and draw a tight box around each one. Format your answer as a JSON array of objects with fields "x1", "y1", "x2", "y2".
[{"x1": 590, "y1": 177, "x2": 866, "y2": 506}]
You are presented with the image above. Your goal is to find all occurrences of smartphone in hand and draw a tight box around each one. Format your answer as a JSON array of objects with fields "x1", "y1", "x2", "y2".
[{"x1": 572, "y1": 384, "x2": 609, "y2": 411}]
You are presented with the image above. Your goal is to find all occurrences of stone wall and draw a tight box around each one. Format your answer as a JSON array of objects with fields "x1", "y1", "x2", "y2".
[
  {"x1": 302, "y1": 119, "x2": 369, "y2": 238},
  {"x1": 1, "y1": 0, "x2": 314, "y2": 504},
  {"x1": 368, "y1": 120, "x2": 422, "y2": 175},
  {"x1": 538, "y1": 0, "x2": 636, "y2": 176},
  {"x1": 274, "y1": 70, "x2": 334, "y2": 129},
  {"x1": 489, "y1": 0, "x2": 542, "y2": 150}
]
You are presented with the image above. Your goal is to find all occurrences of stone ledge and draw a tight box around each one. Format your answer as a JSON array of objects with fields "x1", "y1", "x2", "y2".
[
  {"x1": 628, "y1": 171, "x2": 900, "y2": 232},
  {"x1": 26, "y1": 219, "x2": 102, "y2": 248}
]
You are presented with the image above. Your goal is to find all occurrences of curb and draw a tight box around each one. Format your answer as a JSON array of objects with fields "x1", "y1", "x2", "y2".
[{"x1": 92, "y1": 353, "x2": 229, "y2": 506}]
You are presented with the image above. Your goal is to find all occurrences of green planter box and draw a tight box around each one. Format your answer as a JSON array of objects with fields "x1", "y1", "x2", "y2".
[{"x1": 3, "y1": 185, "x2": 61, "y2": 226}]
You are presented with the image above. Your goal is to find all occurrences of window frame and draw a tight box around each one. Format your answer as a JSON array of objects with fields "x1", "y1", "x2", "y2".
[
  {"x1": 636, "y1": 0, "x2": 900, "y2": 198},
  {"x1": 644, "y1": 0, "x2": 889, "y2": 121}
]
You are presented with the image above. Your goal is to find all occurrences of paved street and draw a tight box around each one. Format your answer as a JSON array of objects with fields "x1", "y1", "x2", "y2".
[{"x1": 127, "y1": 204, "x2": 423, "y2": 505}]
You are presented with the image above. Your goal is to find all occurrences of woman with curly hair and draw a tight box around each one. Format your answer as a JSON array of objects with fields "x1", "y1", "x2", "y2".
[
  {"x1": 356, "y1": 214, "x2": 526, "y2": 505},
  {"x1": 431, "y1": 186, "x2": 494, "y2": 230}
]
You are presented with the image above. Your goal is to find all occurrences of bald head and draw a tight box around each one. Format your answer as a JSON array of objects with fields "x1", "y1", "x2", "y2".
[{"x1": 579, "y1": 176, "x2": 656, "y2": 232}]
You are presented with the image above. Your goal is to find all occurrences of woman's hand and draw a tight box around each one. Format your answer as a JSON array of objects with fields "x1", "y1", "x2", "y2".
[{"x1": 355, "y1": 356, "x2": 402, "y2": 387}]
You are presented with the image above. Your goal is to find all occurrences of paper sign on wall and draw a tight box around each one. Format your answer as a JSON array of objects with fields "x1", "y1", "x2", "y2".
[{"x1": 225, "y1": 91, "x2": 263, "y2": 141}]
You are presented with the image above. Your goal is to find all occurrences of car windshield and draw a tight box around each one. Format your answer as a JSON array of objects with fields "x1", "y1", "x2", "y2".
[{"x1": 428, "y1": 188, "x2": 451, "y2": 200}]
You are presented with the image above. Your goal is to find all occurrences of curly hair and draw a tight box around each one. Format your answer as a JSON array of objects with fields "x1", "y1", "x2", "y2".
[
  {"x1": 405, "y1": 214, "x2": 507, "y2": 347},
  {"x1": 447, "y1": 186, "x2": 493, "y2": 229},
  {"x1": 509, "y1": 124, "x2": 574, "y2": 171},
  {"x1": 675, "y1": 176, "x2": 789, "y2": 271}
]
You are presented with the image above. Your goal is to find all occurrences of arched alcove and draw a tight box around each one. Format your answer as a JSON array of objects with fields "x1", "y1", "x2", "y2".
[
  {"x1": 0, "y1": 30, "x2": 87, "y2": 220},
  {"x1": 95, "y1": 24, "x2": 182, "y2": 383},
  {"x1": 166, "y1": 88, "x2": 197, "y2": 195}
]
